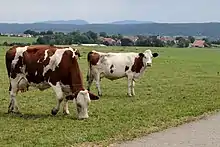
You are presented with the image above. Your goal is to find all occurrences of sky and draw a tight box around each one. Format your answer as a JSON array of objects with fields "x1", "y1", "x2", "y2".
[{"x1": 0, "y1": 0, "x2": 219, "y2": 23}]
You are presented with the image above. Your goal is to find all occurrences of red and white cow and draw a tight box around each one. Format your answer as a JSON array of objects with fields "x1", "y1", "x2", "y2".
[
  {"x1": 5, "y1": 45, "x2": 99, "y2": 119},
  {"x1": 87, "y1": 49, "x2": 159, "y2": 96}
]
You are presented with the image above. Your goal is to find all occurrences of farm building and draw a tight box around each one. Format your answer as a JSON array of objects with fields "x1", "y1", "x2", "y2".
[
  {"x1": 103, "y1": 37, "x2": 117, "y2": 46},
  {"x1": 191, "y1": 40, "x2": 209, "y2": 48}
]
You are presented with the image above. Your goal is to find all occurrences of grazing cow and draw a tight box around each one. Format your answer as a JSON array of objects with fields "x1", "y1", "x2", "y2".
[
  {"x1": 87, "y1": 49, "x2": 159, "y2": 96},
  {"x1": 5, "y1": 45, "x2": 99, "y2": 119}
]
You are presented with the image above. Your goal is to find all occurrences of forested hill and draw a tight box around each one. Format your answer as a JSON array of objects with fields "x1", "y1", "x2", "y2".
[{"x1": 0, "y1": 22, "x2": 220, "y2": 38}]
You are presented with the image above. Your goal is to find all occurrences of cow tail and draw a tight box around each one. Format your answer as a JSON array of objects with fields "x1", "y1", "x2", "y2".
[
  {"x1": 86, "y1": 52, "x2": 93, "y2": 82},
  {"x1": 5, "y1": 50, "x2": 13, "y2": 91}
]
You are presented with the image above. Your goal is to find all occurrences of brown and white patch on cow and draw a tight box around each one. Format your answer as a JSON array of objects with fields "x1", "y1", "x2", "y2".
[
  {"x1": 43, "y1": 47, "x2": 76, "y2": 76},
  {"x1": 87, "y1": 51, "x2": 100, "y2": 66},
  {"x1": 131, "y1": 53, "x2": 145, "y2": 73},
  {"x1": 11, "y1": 46, "x2": 28, "y2": 68},
  {"x1": 43, "y1": 49, "x2": 49, "y2": 61}
]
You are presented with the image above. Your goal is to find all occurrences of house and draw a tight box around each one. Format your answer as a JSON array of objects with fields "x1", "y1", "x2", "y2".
[
  {"x1": 102, "y1": 37, "x2": 116, "y2": 46},
  {"x1": 191, "y1": 40, "x2": 209, "y2": 48},
  {"x1": 159, "y1": 36, "x2": 175, "y2": 43}
]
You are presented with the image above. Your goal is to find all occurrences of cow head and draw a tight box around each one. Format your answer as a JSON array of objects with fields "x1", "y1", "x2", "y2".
[
  {"x1": 74, "y1": 49, "x2": 81, "y2": 59},
  {"x1": 74, "y1": 90, "x2": 99, "y2": 119},
  {"x1": 141, "y1": 49, "x2": 159, "y2": 67}
]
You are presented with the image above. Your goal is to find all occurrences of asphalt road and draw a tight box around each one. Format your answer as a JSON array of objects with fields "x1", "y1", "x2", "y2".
[{"x1": 113, "y1": 112, "x2": 220, "y2": 147}]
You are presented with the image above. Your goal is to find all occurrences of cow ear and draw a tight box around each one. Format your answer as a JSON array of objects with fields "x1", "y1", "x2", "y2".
[
  {"x1": 138, "y1": 53, "x2": 145, "y2": 58},
  {"x1": 88, "y1": 92, "x2": 99, "y2": 100},
  {"x1": 152, "y1": 53, "x2": 159, "y2": 58}
]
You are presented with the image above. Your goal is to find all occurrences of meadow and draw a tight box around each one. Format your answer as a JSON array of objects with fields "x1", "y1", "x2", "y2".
[
  {"x1": 1, "y1": 45, "x2": 220, "y2": 147},
  {"x1": 0, "y1": 36, "x2": 36, "y2": 44}
]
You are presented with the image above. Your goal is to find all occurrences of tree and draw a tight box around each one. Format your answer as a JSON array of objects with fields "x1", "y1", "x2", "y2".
[
  {"x1": 202, "y1": 38, "x2": 211, "y2": 46},
  {"x1": 84, "y1": 31, "x2": 98, "y2": 43},
  {"x1": 188, "y1": 36, "x2": 195, "y2": 43},
  {"x1": 46, "y1": 30, "x2": 53, "y2": 35},
  {"x1": 121, "y1": 38, "x2": 134, "y2": 46},
  {"x1": 24, "y1": 29, "x2": 32, "y2": 34},
  {"x1": 117, "y1": 34, "x2": 123, "y2": 40},
  {"x1": 36, "y1": 36, "x2": 48, "y2": 44},
  {"x1": 136, "y1": 36, "x2": 165, "y2": 47},
  {"x1": 49, "y1": 39, "x2": 56, "y2": 45},
  {"x1": 64, "y1": 36, "x2": 73, "y2": 45},
  {"x1": 111, "y1": 35, "x2": 118, "y2": 40},
  {"x1": 211, "y1": 39, "x2": 220, "y2": 45},
  {"x1": 39, "y1": 31, "x2": 46, "y2": 35},
  {"x1": 99, "y1": 32, "x2": 107, "y2": 38},
  {"x1": 175, "y1": 36, "x2": 183, "y2": 41},
  {"x1": 23, "y1": 30, "x2": 39, "y2": 36},
  {"x1": 166, "y1": 40, "x2": 175, "y2": 47},
  {"x1": 177, "y1": 38, "x2": 190, "y2": 48},
  {"x1": 69, "y1": 30, "x2": 81, "y2": 36},
  {"x1": 34, "y1": 30, "x2": 120, "y2": 45},
  {"x1": 3, "y1": 41, "x2": 8, "y2": 46}
]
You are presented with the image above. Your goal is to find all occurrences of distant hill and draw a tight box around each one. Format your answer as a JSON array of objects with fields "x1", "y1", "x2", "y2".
[
  {"x1": 38, "y1": 19, "x2": 89, "y2": 25},
  {"x1": 37, "y1": 19, "x2": 154, "y2": 25},
  {"x1": 0, "y1": 22, "x2": 220, "y2": 39},
  {"x1": 110, "y1": 20, "x2": 154, "y2": 24}
]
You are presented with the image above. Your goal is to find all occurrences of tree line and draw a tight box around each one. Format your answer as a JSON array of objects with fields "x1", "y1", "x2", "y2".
[
  {"x1": 30, "y1": 30, "x2": 196, "y2": 47},
  {"x1": 1, "y1": 29, "x2": 218, "y2": 47}
]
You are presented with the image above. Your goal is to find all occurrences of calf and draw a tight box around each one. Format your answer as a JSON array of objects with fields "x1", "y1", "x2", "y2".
[
  {"x1": 87, "y1": 49, "x2": 159, "y2": 96},
  {"x1": 5, "y1": 45, "x2": 99, "y2": 119}
]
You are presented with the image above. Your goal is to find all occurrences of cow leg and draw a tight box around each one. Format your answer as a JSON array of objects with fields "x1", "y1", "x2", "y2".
[
  {"x1": 63, "y1": 98, "x2": 70, "y2": 115},
  {"x1": 94, "y1": 73, "x2": 102, "y2": 96},
  {"x1": 8, "y1": 79, "x2": 20, "y2": 114},
  {"x1": 49, "y1": 82, "x2": 64, "y2": 116},
  {"x1": 127, "y1": 78, "x2": 133, "y2": 97},
  {"x1": 87, "y1": 74, "x2": 94, "y2": 91},
  {"x1": 131, "y1": 80, "x2": 135, "y2": 96}
]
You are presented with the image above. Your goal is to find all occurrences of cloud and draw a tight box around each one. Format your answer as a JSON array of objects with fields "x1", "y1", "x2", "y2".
[{"x1": 0, "y1": 0, "x2": 219, "y2": 23}]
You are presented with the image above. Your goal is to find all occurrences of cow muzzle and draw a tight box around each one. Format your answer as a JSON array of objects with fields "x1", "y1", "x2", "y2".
[
  {"x1": 147, "y1": 63, "x2": 152, "y2": 67},
  {"x1": 78, "y1": 113, "x2": 89, "y2": 120}
]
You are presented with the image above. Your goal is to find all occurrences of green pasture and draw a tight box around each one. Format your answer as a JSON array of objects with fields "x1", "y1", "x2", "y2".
[
  {"x1": 0, "y1": 46, "x2": 220, "y2": 146},
  {"x1": 0, "y1": 36, "x2": 36, "y2": 44}
]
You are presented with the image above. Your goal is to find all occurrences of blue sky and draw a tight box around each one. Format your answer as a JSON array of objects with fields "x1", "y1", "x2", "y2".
[{"x1": 0, "y1": 0, "x2": 219, "y2": 23}]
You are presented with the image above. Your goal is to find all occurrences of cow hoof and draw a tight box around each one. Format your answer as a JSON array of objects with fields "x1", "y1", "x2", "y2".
[
  {"x1": 13, "y1": 111, "x2": 23, "y2": 117},
  {"x1": 127, "y1": 93, "x2": 132, "y2": 97},
  {"x1": 63, "y1": 111, "x2": 70, "y2": 115},
  {"x1": 8, "y1": 111, "x2": 22, "y2": 116},
  {"x1": 7, "y1": 109, "x2": 13, "y2": 114},
  {"x1": 13, "y1": 111, "x2": 22, "y2": 115},
  {"x1": 98, "y1": 93, "x2": 102, "y2": 96},
  {"x1": 51, "y1": 108, "x2": 58, "y2": 116}
]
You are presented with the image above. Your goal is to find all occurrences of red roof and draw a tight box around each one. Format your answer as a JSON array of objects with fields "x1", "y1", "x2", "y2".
[
  {"x1": 103, "y1": 38, "x2": 116, "y2": 44},
  {"x1": 192, "y1": 40, "x2": 206, "y2": 47}
]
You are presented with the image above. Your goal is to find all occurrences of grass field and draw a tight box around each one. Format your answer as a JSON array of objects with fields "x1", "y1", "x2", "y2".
[
  {"x1": 0, "y1": 36, "x2": 36, "y2": 44},
  {"x1": 1, "y1": 46, "x2": 220, "y2": 147}
]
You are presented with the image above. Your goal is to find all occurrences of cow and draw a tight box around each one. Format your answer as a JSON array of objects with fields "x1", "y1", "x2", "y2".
[
  {"x1": 5, "y1": 45, "x2": 99, "y2": 119},
  {"x1": 86, "y1": 49, "x2": 159, "y2": 97}
]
